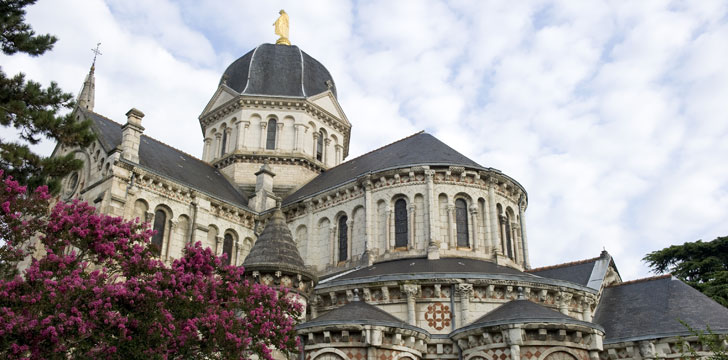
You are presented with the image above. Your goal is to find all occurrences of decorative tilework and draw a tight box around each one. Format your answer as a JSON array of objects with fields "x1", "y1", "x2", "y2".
[{"x1": 425, "y1": 302, "x2": 451, "y2": 330}]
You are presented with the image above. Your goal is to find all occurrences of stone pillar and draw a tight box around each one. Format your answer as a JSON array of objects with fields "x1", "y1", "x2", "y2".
[
  {"x1": 234, "y1": 239, "x2": 240, "y2": 265},
  {"x1": 224, "y1": 127, "x2": 233, "y2": 154},
  {"x1": 215, "y1": 235, "x2": 222, "y2": 256},
  {"x1": 324, "y1": 138, "x2": 331, "y2": 165},
  {"x1": 329, "y1": 228, "x2": 336, "y2": 266},
  {"x1": 235, "y1": 120, "x2": 249, "y2": 149},
  {"x1": 519, "y1": 200, "x2": 530, "y2": 268},
  {"x1": 456, "y1": 284, "x2": 473, "y2": 326},
  {"x1": 305, "y1": 200, "x2": 314, "y2": 266},
  {"x1": 121, "y1": 108, "x2": 145, "y2": 163},
  {"x1": 335, "y1": 144, "x2": 343, "y2": 164},
  {"x1": 582, "y1": 297, "x2": 593, "y2": 322},
  {"x1": 488, "y1": 178, "x2": 501, "y2": 254},
  {"x1": 164, "y1": 220, "x2": 177, "y2": 261},
  {"x1": 312, "y1": 131, "x2": 320, "y2": 158},
  {"x1": 559, "y1": 292, "x2": 573, "y2": 315},
  {"x1": 447, "y1": 204, "x2": 455, "y2": 249},
  {"x1": 402, "y1": 284, "x2": 420, "y2": 326},
  {"x1": 470, "y1": 206, "x2": 479, "y2": 251},
  {"x1": 408, "y1": 205, "x2": 415, "y2": 250},
  {"x1": 214, "y1": 133, "x2": 222, "y2": 159},
  {"x1": 363, "y1": 179, "x2": 374, "y2": 255},
  {"x1": 259, "y1": 122, "x2": 267, "y2": 150},
  {"x1": 425, "y1": 170, "x2": 437, "y2": 246},
  {"x1": 346, "y1": 219, "x2": 354, "y2": 260},
  {"x1": 202, "y1": 137, "x2": 212, "y2": 161},
  {"x1": 276, "y1": 121, "x2": 284, "y2": 149},
  {"x1": 386, "y1": 207, "x2": 393, "y2": 249}
]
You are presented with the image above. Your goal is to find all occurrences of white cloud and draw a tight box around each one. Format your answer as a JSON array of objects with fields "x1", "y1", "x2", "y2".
[{"x1": 4, "y1": 0, "x2": 727, "y2": 280}]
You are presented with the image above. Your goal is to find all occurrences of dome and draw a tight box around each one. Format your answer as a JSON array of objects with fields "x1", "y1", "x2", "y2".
[{"x1": 220, "y1": 43, "x2": 337, "y2": 99}]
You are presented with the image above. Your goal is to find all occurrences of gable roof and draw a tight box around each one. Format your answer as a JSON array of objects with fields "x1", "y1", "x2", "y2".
[
  {"x1": 594, "y1": 275, "x2": 728, "y2": 343},
  {"x1": 283, "y1": 131, "x2": 490, "y2": 205},
  {"x1": 85, "y1": 110, "x2": 249, "y2": 208}
]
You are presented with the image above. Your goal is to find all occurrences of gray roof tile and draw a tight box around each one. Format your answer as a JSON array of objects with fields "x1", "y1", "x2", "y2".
[
  {"x1": 243, "y1": 209, "x2": 313, "y2": 278},
  {"x1": 283, "y1": 132, "x2": 488, "y2": 205},
  {"x1": 528, "y1": 258, "x2": 599, "y2": 287},
  {"x1": 85, "y1": 110, "x2": 249, "y2": 208},
  {"x1": 594, "y1": 275, "x2": 728, "y2": 343}
]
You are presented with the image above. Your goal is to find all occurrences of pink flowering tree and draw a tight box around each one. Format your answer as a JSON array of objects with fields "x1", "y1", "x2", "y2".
[{"x1": 0, "y1": 171, "x2": 302, "y2": 359}]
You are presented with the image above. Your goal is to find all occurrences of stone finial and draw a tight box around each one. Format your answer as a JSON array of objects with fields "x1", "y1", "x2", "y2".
[{"x1": 125, "y1": 108, "x2": 145, "y2": 127}]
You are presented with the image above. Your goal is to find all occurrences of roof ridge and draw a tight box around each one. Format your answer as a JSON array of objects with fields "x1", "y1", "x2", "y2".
[
  {"x1": 331, "y1": 130, "x2": 427, "y2": 170},
  {"x1": 607, "y1": 274, "x2": 672, "y2": 288},
  {"x1": 526, "y1": 256, "x2": 601, "y2": 272}
]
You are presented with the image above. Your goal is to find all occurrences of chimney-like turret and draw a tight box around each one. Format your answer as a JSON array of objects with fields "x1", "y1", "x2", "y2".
[
  {"x1": 121, "y1": 108, "x2": 145, "y2": 163},
  {"x1": 249, "y1": 162, "x2": 277, "y2": 212}
]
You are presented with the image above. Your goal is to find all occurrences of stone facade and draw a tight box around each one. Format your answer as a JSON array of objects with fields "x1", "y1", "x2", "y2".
[{"x1": 51, "y1": 42, "x2": 727, "y2": 360}]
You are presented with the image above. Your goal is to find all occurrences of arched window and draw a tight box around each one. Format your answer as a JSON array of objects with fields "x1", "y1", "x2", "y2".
[
  {"x1": 223, "y1": 233, "x2": 234, "y2": 265},
  {"x1": 266, "y1": 119, "x2": 277, "y2": 150},
  {"x1": 394, "y1": 199, "x2": 408, "y2": 248},
  {"x1": 151, "y1": 209, "x2": 167, "y2": 256},
  {"x1": 220, "y1": 130, "x2": 228, "y2": 156},
  {"x1": 455, "y1": 199, "x2": 469, "y2": 247},
  {"x1": 316, "y1": 131, "x2": 324, "y2": 161},
  {"x1": 338, "y1": 215, "x2": 348, "y2": 261}
]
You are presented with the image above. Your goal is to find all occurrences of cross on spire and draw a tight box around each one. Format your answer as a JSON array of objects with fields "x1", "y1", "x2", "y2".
[{"x1": 91, "y1": 42, "x2": 102, "y2": 67}]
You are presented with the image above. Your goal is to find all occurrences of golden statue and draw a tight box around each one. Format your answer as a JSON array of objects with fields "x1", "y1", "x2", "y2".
[{"x1": 273, "y1": 10, "x2": 290, "y2": 45}]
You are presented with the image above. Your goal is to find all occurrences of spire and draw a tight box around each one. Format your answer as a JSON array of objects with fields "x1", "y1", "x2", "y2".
[{"x1": 78, "y1": 43, "x2": 101, "y2": 111}]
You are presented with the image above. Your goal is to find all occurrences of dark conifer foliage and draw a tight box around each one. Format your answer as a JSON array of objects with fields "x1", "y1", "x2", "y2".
[
  {"x1": 0, "y1": 0, "x2": 94, "y2": 193},
  {"x1": 644, "y1": 236, "x2": 728, "y2": 307}
]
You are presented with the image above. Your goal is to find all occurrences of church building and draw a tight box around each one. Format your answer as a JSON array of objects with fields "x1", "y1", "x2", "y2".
[{"x1": 54, "y1": 21, "x2": 728, "y2": 360}]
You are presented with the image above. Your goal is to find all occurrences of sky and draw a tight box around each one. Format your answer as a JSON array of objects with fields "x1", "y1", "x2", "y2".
[{"x1": 2, "y1": 0, "x2": 727, "y2": 281}]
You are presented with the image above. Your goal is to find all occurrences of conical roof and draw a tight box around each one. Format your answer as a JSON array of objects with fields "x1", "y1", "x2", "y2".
[{"x1": 243, "y1": 209, "x2": 313, "y2": 280}]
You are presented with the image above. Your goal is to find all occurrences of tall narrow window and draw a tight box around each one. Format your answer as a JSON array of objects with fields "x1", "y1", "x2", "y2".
[
  {"x1": 394, "y1": 199, "x2": 408, "y2": 248},
  {"x1": 223, "y1": 233, "x2": 234, "y2": 265},
  {"x1": 151, "y1": 209, "x2": 166, "y2": 256},
  {"x1": 338, "y1": 216, "x2": 348, "y2": 261},
  {"x1": 316, "y1": 131, "x2": 324, "y2": 161},
  {"x1": 266, "y1": 119, "x2": 277, "y2": 150},
  {"x1": 455, "y1": 199, "x2": 469, "y2": 247},
  {"x1": 220, "y1": 130, "x2": 228, "y2": 156},
  {"x1": 505, "y1": 213, "x2": 513, "y2": 259}
]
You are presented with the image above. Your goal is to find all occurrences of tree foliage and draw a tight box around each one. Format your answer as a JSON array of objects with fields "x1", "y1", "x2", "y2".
[
  {"x1": 643, "y1": 236, "x2": 728, "y2": 307},
  {"x1": 679, "y1": 322, "x2": 728, "y2": 360},
  {"x1": 0, "y1": 171, "x2": 302, "y2": 359},
  {"x1": 0, "y1": 0, "x2": 94, "y2": 194}
]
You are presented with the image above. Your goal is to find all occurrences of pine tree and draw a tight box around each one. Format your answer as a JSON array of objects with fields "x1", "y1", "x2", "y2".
[{"x1": 0, "y1": 0, "x2": 94, "y2": 194}]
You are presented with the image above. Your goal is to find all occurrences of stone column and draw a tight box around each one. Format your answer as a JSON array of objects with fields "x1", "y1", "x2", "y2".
[
  {"x1": 276, "y1": 121, "x2": 284, "y2": 149},
  {"x1": 293, "y1": 124, "x2": 301, "y2": 151},
  {"x1": 363, "y1": 178, "x2": 374, "y2": 255},
  {"x1": 386, "y1": 206, "x2": 393, "y2": 249},
  {"x1": 335, "y1": 144, "x2": 343, "y2": 165},
  {"x1": 402, "y1": 284, "x2": 420, "y2": 326},
  {"x1": 235, "y1": 120, "x2": 249, "y2": 149},
  {"x1": 203, "y1": 137, "x2": 212, "y2": 161},
  {"x1": 470, "y1": 206, "x2": 479, "y2": 251},
  {"x1": 447, "y1": 204, "x2": 455, "y2": 249},
  {"x1": 488, "y1": 178, "x2": 501, "y2": 254},
  {"x1": 329, "y1": 228, "x2": 336, "y2": 266},
  {"x1": 346, "y1": 219, "x2": 354, "y2": 260},
  {"x1": 425, "y1": 170, "x2": 437, "y2": 246},
  {"x1": 456, "y1": 283, "x2": 473, "y2": 326},
  {"x1": 519, "y1": 200, "x2": 530, "y2": 268},
  {"x1": 312, "y1": 131, "x2": 320, "y2": 158},
  {"x1": 582, "y1": 297, "x2": 593, "y2": 322},
  {"x1": 259, "y1": 122, "x2": 267, "y2": 150},
  {"x1": 305, "y1": 200, "x2": 314, "y2": 265},
  {"x1": 234, "y1": 239, "x2": 240, "y2": 265},
  {"x1": 214, "y1": 133, "x2": 222, "y2": 159},
  {"x1": 408, "y1": 205, "x2": 415, "y2": 250},
  {"x1": 559, "y1": 292, "x2": 573, "y2": 315},
  {"x1": 324, "y1": 138, "x2": 331, "y2": 165},
  {"x1": 224, "y1": 127, "x2": 233, "y2": 154},
  {"x1": 164, "y1": 220, "x2": 177, "y2": 261}
]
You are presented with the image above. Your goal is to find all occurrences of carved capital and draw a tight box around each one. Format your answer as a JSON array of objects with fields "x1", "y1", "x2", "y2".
[
  {"x1": 456, "y1": 283, "x2": 474, "y2": 297},
  {"x1": 401, "y1": 284, "x2": 420, "y2": 299}
]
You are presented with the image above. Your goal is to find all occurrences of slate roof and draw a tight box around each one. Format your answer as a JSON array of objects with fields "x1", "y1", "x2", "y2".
[
  {"x1": 454, "y1": 299, "x2": 603, "y2": 335},
  {"x1": 297, "y1": 296, "x2": 428, "y2": 334},
  {"x1": 221, "y1": 43, "x2": 337, "y2": 98},
  {"x1": 528, "y1": 257, "x2": 600, "y2": 287},
  {"x1": 85, "y1": 110, "x2": 249, "y2": 208},
  {"x1": 594, "y1": 275, "x2": 728, "y2": 343},
  {"x1": 283, "y1": 131, "x2": 492, "y2": 205},
  {"x1": 243, "y1": 209, "x2": 314, "y2": 279}
]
